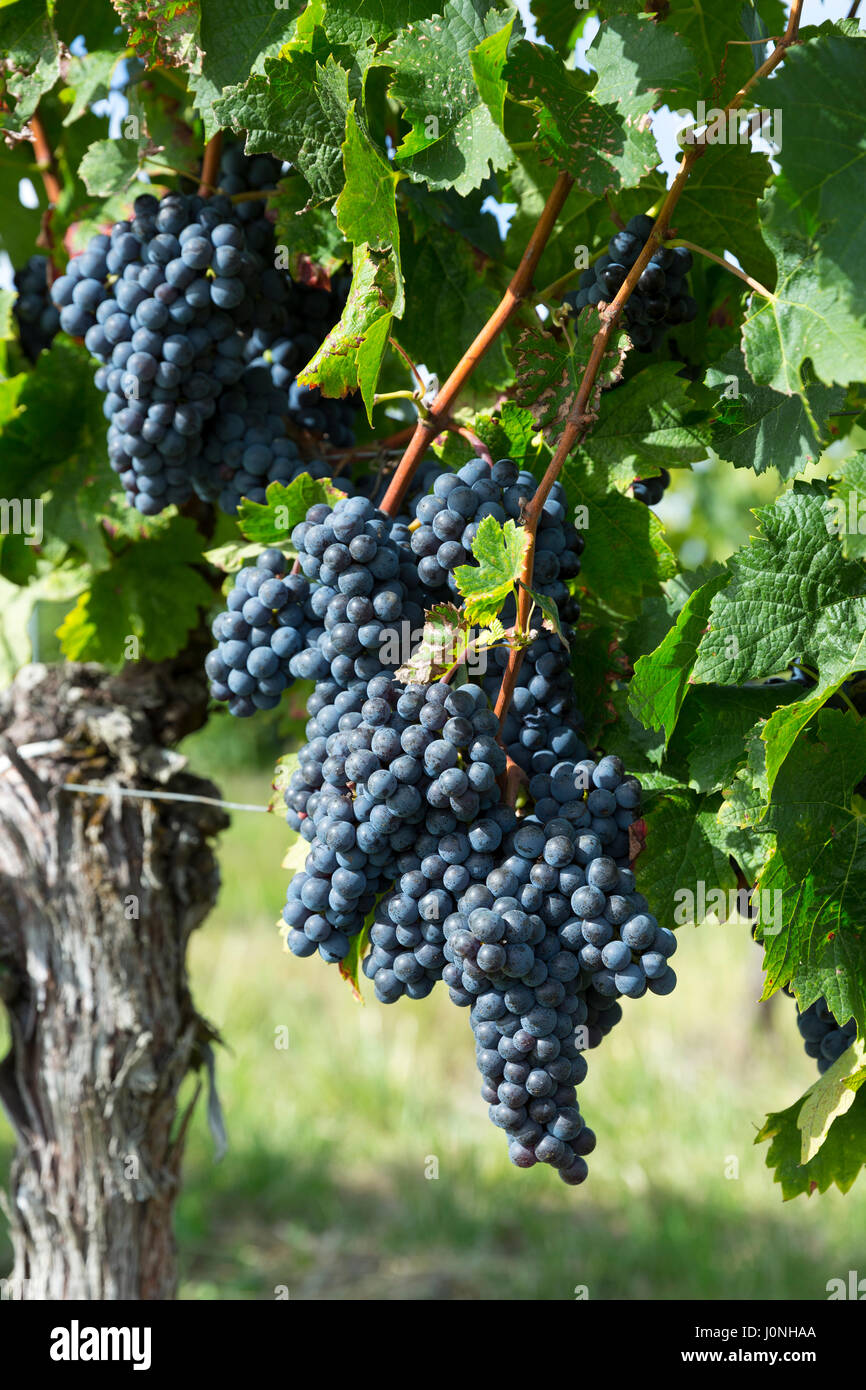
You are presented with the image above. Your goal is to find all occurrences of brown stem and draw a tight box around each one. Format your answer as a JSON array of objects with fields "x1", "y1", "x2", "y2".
[
  {"x1": 379, "y1": 171, "x2": 575, "y2": 517},
  {"x1": 501, "y1": 755, "x2": 528, "y2": 808},
  {"x1": 388, "y1": 337, "x2": 427, "y2": 393},
  {"x1": 494, "y1": 0, "x2": 805, "y2": 733},
  {"x1": 198, "y1": 132, "x2": 223, "y2": 197},
  {"x1": 28, "y1": 113, "x2": 61, "y2": 205},
  {"x1": 668, "y1": 238, "x2": 775, "y2": 299},
  {"x1": 448, "y1": 424, "x2": 494, "y2": 467}
]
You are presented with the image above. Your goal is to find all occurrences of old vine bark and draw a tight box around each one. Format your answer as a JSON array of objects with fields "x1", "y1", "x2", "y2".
[{"x1": 0, "y1": 654, "x2": 227, "y2": 1300}]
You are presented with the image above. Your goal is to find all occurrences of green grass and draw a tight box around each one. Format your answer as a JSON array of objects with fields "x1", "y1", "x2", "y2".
[{"x1": 2, "y1": 767, "x2": 865, "y2": 1300}]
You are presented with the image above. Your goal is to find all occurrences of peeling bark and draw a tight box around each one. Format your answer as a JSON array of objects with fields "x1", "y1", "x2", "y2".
[{"x1": 0, "y1": 658, "x2": 227, "y2": 1300}]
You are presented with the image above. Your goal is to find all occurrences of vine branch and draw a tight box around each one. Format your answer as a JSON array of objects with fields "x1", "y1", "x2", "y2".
[
  {"x1": 198, "y1": 131, "x2": 223, "y2": 197},
  {"x1": 378, "y1": 171, "x2": 575, "y2": 517},
  {"x1": 494, "y1": 0, "x2": 806, "y2": 758},
  {"x1": 28, "y1": 112, "x2": 61, "y2": 206},
  {"x1": 667, "y1": 239, "x2": 776, "y2": 300}
]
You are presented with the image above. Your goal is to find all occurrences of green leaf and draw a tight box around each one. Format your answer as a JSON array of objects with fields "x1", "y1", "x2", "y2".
[
  {"x1": 512, "y1": 309, "x2": 628, "y2": 448},
  {"x1": 520, "y1": 582, "x2": 568, "y2": 649},
  {"x1": 62, "y1": 46, "x2": 123, "y2": 125},
  {"x1": 473, "y1": 402, "x2": 546, "y2": 473},
  {"x1": 742, "y1": 209, "x2": 866, "y2": 393},
  {"x1": 705, "y1": 346, "x2": 843, "y2": 479},
  {"x1": 394, "y1": 602, "x2": 469, "y2": 683},
  {"x1": 637, "y1": 790, "x2": 739, "y2": 927},
  {"x1": 506, "y1": 40, "x2": 659, "y2": 196},
  {"x1": 571, "y1": 362, "x2": 712, "y2": 490},
  {"x1": 236, "y1": 475, "x2": 346, "y2": 547},
  {"x1": 110, "y1": 0, "x2": 203, "y2": 70},
  {"x1": 674, "y1": 0, "x2": 786, "y2": 95},
  {"x1": 269, "y1": 178, "x2": 349, "y2": 275},
  {"x1": 398, "y1": 223, "x2": 510, "y2": 397},
  {"x1": 56, "y1": 517, "x2": 213, "y2": 665},
  {"x1": 830, "y1": 453, "x2": 866, "y2": 562},
  {"x1": 692, "y1": 485, "x2": 866, "y2": 689},
  {"x1": 191, "y1": 0, "x2": 305, "y2": 137},
  {"x1": 0, "y1": 0, "x2": 62, "y2": 134},
  {"x1": 629, "y1": 571, "x2": 728, "y2": 742},
  {"x1": 320, "y1": 0, "x2": 442, "y2": 47},
  {"x1": 753, "y1": 35, "x2": 866, "y2": 320},
  {"x1": 588, "y1": 12, "x2": 700, "y2": 121},
  {"x1": 386, "y1": 0, "x2": 515, "y2": 195},
  {"x1": 454, "y1": 516, "x2": 529, "y2": 626},
  {"x1": 757, "y1": 709, "x2": 866, "y2": 1035},
  {"x1": 214, "y1": 53, "x2": 350, "y2": 203},
  {"x1": 335, "y1": 102, "x2": 402, "y2": 264},
  {"x1": 298, "y1": 242, "x2": 400, "y2": 416},
  {"x1": 77, "y1": 139, "x2": 145, "y2": 197},
  {"x1": 670, "y1": 142, "x2": 775, "y2": 289},
  {"x1": 563, "y1": 467, "x2": 679, "y2": 625},
  {"x1": 685, "y1": 682, "x2": 802, "y2": 795},
  {"x1": 757, "y1": 1059, "x2": 866, "y2": 1200}
]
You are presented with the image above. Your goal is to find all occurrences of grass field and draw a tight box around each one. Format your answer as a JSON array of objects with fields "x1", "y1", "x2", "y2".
[{"x1": 2, "y1": 763, "x2": 864, "y2": 1300}]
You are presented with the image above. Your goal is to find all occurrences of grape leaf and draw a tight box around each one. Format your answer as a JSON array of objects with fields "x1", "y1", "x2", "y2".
[
  {"x1": 588, "y1": 12, "x2": 700, "y2": 120},
  {"x1": 236, "y1": 475, "x2": 346, "y2": 546},
  {"x1": 298, "y1": 242, "x2": 401, "y2": 416},
  {"x1": 62, "y1": 47, "x2": 124, "y2": 126},
  {"x1": 111, "y1": 0, "x2": 203, "y2": 70},
  {"x1": 685, "y1": 681, "x2": 802, "y2": 795},
  {"x1": 394, "y1": 603, "x2": 470, "y2": 683},
  {"x1": 705, "y1": 346, "x2": 843, "y2": 478},
  {"x1": 753, "y1": 35, "x2": 866, "y2": 319},
  {"x1": 756, "y1": 710, "x2": 866, "y2": 1036},
  {"x1": 319, "y1": 0, "x2": 442, "y2": 46},
  {"x1": 399, "y1": 224, "x2": 510, "y2": 397},
  {"x1": 506, "y1": 40, "x2": 659, "y2": 196},
  {"x1": 214, "y1": 53, "x2": 351, "y2": 203},
  {"x1": 742, "y1": 210, "x2": 866, "y2": 394},
  {"x1": 454, "y1": 516, "x2": 529, "y2": 626},
  {"x1": 472, "y1": 403, "x2": 546, "y2": 473},
  {"x1": 672, "y1": 0, "x2": 787, "y2": 95},
  {"x1": 690, "y1": 485, "x2": 866, "y2": 786},
  {"x1": 56, "y1": 517, "x2": 213, "y2": 665},
  {"x1": 757, "y1": 1061, "x2": 866, "y2": 1200},
  {"x1": 0, "y1": 0, "x2": 62, "y2": 136},
  {"x1": 629, "y1": 571, "x2": 728, "y2": 740},
  {"x1": 637, "y1": 789, "x2": 739, "y2": 927},
  {"x1": 669, "y1": 142, "x2": 775, "y2": 289},
  {"x1": 269, "y1": 178, "x2": 350, "y2": 275},
  {"x1": 512, "y1": 309, "x2": 628, "y2": 447},
  {"x1": 830, "y1": 453, "x2": 866, "y2": 562},
  {"x1": 77, "y1": 139, "x2": 146, "y2": 198},
  {"x1": 190, "y1": 0, "x2": 305, "y2": 137},
  {"x1": 385, "y1": 0, "x2": 514, "y2": 195},
  {"x1": 571, "y1": 362, "x2": 712, "y2": 489}
]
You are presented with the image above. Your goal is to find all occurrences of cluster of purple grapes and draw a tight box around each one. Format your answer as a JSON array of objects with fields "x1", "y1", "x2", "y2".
[
  {"x1": 563, "y1": 214, "x2": 697, "y2": 353},
  {"x1": 12, "y1": 256, "x2": 60, "y2": 361}
]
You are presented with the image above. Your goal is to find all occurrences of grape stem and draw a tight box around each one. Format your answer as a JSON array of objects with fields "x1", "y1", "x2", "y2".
[
  {"x1": 28, "y1": 112, "x2": 61, "y2": 205},
  {"x1": 447, "y1": 424, "x2": 494, "y2": 467},
  {"x1": 198, "y1": 131, "x2": 223, "y2": 197},
  {"x1": 668, "y1": 238, "x2": 776, "y2": 300},
  {"x1": 388, "y1": 336, "x2": 427, "y2": 393},
  {"x1": 494, "y1": 0, "x2": 806, "y2": 739},
  {"x1": 378, "y1": 170, "x2": 576, "y2": 517}
]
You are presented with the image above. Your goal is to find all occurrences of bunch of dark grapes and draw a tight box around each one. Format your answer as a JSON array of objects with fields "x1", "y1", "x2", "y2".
[
  {"x1": 202, "y1": 455, "x2": 675, "y2": 1187},
  {"x1": 410, "y1": 455, "x2": 583, "y2": 620},
  {"x1": 483, "y1": 630, "x2": 588, "y2": 776},
  {"x1": 193, "y1": 364, "x2": 334, "y2": 514},
  {"x1": 632, "y1": 468, "x2": 670, "y2": 506},
  {"x1": 563, "y1": 214, "x2": 697, "y2": 352},
  {"x1": 205, "y1": 548, "x2": 312, "y2": 717},
  {"x1": 439, "y1": 801, "x2": 675, "y2": 1183},
  {"x1": 51, "y1": 189, "x2": 283, "y2": 513},
  {"x1": 13, "y1": 255, "x2": 60, "y2": 360},
  {"x1": 793, "y1": 994, "x2": 856, "y2": 1073}
]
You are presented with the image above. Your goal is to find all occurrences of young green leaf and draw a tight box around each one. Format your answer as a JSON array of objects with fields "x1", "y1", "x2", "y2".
[
  {"x1": 236, "y1": 475, "x2": 347, "y2": 547},
  {"x1": 454, "y1": 516, "x2": 529, "y2": 627}
]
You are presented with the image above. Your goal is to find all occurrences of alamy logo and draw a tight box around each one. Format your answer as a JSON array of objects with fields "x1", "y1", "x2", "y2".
[
  {"x1": 0, "y1": 497, "x2": 43, "y2": 545},
  {"x1": 50, "y1": 1320, "x2": 152, "y2": 1371},
  {"x1": 674, "y1": 101, "x2": 782, "y2": 150}
]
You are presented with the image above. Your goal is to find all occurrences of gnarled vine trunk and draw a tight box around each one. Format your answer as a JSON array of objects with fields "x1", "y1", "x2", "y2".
[{"x1": 0, "y1": 657, "x2": 227, "y2": 1300}]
